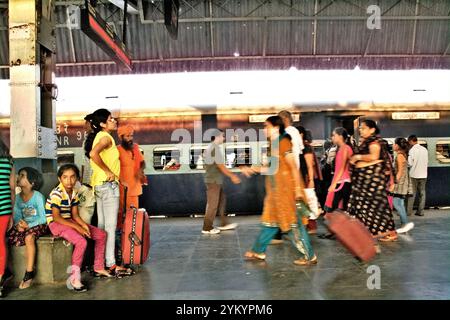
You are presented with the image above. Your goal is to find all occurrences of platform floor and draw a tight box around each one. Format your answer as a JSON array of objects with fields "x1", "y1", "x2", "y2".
[{"x1": 2, "y1": 209, "x2": 450, "y2": 300}]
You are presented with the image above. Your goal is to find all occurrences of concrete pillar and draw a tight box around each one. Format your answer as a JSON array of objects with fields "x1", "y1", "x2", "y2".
[{"x1": 9, "y1": 0, "x2": 57, "y2": 193}]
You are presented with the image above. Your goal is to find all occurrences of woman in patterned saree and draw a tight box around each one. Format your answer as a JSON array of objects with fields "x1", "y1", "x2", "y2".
[
  {"x1": 348, "y1": 119, "x2": 397, "y2": 242},
  {"x1": 240, "y1": 116, "x2": 317, "y2": 266}
]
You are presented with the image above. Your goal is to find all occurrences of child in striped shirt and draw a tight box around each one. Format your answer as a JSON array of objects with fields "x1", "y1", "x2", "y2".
[{"x1": 46, "y1": 164, "x2": 111, "y2": 292}]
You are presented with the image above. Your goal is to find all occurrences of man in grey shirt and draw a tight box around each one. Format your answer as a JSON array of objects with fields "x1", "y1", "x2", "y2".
[
  {"x1": 407, "y1": 135, "x2": 428, "y2": 216},
  {"x1": 202, "y1": 130, "x2": 241, "y2": 234}
]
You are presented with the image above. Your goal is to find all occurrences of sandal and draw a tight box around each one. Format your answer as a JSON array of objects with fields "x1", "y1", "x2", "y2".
[
  {"x1": 379, "y1": 233, "x2": 398, "y2": 242},
  {"x1": 93, "y1": 269, "x2": 114, "y2": 278},
  {"x1": 116, "y1": 266, "x2": 135, "y2": 276},
  {"x1": 109, "y1": 265, "x2": 134, "y2": 278},
  {"x1": 123, "y1": 264, "x2": 137, "y2": 275},
  {"x1": 294, "y1": 255, "x2": 318, "y2": 266},
  {"x1": 19, "y1": 270, "x2": 34, "y2": 289},
  {"x1": 244, "y1": 251, "x2": 266, "y2": 261},
  {"x1": 67, "y1": 279, "x2": 87, "y2": 293}
]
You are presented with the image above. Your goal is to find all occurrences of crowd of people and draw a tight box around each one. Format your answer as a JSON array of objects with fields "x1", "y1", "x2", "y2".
[
  {"x1": 0, "y1": 108, "x2": 429, "y2": 297},
  {"x1": 203, "y1": 111, "x2": 428, "y2": 266}
]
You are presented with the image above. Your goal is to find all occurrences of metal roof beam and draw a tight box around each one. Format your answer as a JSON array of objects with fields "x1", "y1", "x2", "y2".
[
  {"x1": 0, "y1": 1, "x2": 136, "y2": 7},
  {"x1": 381, "y1": 0, "x2": 402, "y2": 16},
  {"x1": 444, "y1": 42, "x2": 450, "y2": 56},
  {"x1": 278, "y1": 0, "x2": 307, "y2": 17},
  {"x1": 314, "y1": 0, "x2": 334, "y2": 17},
  {"x1": 342, "y1": 0, "x2": 366, "y2": 13},
  {"x1": 23, "y1": 53, "x2": 450, "y2": 67},
  {"x1": 208, "y1": 0, "x2": 214, "y2": 57},
  {"x1": 363, "y1": 32, "x2": 373, "y2": 57},
  {"x1": 180, "y1": 0, "x2": 205, "y2": 19},
  {"x1": 1, "y1": 53, "x2": 449, "y2": 70},
  {"x1": 137, "y1": 0, "x2": 145, "y2": 23},
  {"x1": 107, "y1": 0, "x2": 139, "y2": 14},
  {"x1": 411, "y1": 0, "x2": 420, "y2": 54},
  {"x1": 244, "y1": 0, "x2": 270, "y2": 17},
  {"x1": 65, "y1": 6, "x2": 77, "y2": 62},
  {"x1": 312, "y1": 0, "x2": 318, "y2": 55},
  {"x1": 135, "y1": 15, "x2": 450, "y2": 24},
  {"x1": 149, "y1": 3, "x2": 163, "y2": 61},
  {"x1": 212, "y1": 0, "x2": 238, "y2": 18},
  {"x1": 262, "y1": 17, "x2": 267, "y2": 57},
  {"x1": 12, "y1": 13, "x2": 450, "y2": 29},
  {"x1": 55, "y1": 0, "x2": 106, "y2": 5}
]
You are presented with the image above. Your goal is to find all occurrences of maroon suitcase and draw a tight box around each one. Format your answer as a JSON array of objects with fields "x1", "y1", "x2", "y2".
[
  {"x1": 325, "y1": 210, "x2": 376, "y2": 262},
  {"x1": 121, "y1": 206, "x2": 150, "y2": 265}
]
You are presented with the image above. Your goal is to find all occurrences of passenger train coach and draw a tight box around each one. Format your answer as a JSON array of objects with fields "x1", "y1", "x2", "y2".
[{"x1": 1, "y1": 108, "x2": 449, "y2": 216}]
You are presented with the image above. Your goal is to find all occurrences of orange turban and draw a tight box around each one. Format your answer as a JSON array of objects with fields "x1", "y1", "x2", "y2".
[{"x1": 117, "y1": 125, "x2": 134, "y2": 137}]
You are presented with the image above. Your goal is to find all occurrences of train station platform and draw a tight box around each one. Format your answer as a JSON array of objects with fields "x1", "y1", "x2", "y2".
[{"x1": 2, "y1": 209, "x2": 449, "y2": 300}]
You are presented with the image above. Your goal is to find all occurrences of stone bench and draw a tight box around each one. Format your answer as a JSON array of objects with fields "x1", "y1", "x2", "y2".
[{"x1": 10, "y1": 236, "x2": 73, "y2": 286}]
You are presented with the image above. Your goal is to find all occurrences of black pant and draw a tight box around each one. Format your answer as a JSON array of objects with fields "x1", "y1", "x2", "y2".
[
  {"x1": 407, "y1": 178, "x2": 427, "y2": 215},
  {"x1": 326, "y1": 182, "x2": 352, "y2": 212}
]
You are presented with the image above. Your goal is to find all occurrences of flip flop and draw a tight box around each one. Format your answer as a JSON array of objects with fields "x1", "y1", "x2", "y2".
[{"x1": 244, "y1": 251, "x2": 266, "y2": 261}]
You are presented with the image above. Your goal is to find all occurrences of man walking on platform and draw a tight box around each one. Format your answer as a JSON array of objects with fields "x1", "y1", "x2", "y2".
[{"x1": 202, "y1": 130, "x2": 241, "y2": 235}]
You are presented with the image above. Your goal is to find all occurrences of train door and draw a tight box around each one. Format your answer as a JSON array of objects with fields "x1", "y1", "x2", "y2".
[{"x1": 326, "y1": 115, "x2": 360, "y2": 142}]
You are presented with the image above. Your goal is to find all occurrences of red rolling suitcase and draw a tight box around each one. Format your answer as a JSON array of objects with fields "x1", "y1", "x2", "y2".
[
  {"x1": 325, "y1": 210, "x2": 376, "y2": 262},
  {"x1": 121, "y1": 188, "x2": 150, "y2": 265}
]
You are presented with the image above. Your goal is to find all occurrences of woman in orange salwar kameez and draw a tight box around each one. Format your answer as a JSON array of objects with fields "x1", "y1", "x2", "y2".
[{"x1": 241, "y1": 116, "x2": 317, "y2": 266}]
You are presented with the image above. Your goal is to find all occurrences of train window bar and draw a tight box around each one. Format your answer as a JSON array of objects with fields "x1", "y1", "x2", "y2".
[
  {"x1": 436, "y1": 141, "x2": 450, "y2": 164},
  {"x1": 153, "y1": 147, "x2": 181, "y2": 171},
  {"x1": 260, "y1": 141, "x2": 269, "y2": 166},
  {"x1": 190, "y1": 145, "x2": 208, "y2": 170},
  {"x1": 225, "y1": 144, "x2": 252, "y2": 168}
]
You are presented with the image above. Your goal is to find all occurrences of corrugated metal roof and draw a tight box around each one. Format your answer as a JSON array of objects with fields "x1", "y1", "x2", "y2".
[
  {"x1": 0, "y1": 0, "x2": 449, "y2": 79},
  {"x1": 415, "y1": 20, "x2": 449, "y2": 54}
]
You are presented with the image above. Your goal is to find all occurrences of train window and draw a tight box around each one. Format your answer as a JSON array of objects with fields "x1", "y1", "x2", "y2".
[
  {"x1": 225, "y1": 145, "x2": 252, "y2": 168},
  {"x1": 153, "y1": 148, "x2": 181, "y2": 171},
  {"x1": 436, "y1": 141, "x2": 450, "y2": 163},
  {"x1": 57, "y1": 151, "x2": 74, "y2": 167},
  {"x1": 190, "y1": 146, "x2": 208, "y2": 170}
]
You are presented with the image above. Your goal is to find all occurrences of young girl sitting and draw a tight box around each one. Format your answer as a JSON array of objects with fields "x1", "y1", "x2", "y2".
[
  {"x1": 8, "y1": 167, "x2": 48, "y2": 289},
  {"x1": 45, "y1": 164, "x2": 111, "y2": 292}
]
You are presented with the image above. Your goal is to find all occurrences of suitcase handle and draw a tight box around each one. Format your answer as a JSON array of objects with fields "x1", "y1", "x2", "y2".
[
  {"x1": 122, "y1": 187, "x2": 128, "y2": 224},
  {"x1": 128, "y1": 232, "x2": 142, "y2": 246}
]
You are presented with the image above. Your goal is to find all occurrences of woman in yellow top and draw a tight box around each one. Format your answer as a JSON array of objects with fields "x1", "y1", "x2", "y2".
[{"x1": 84, "y1": 108, "x2": 132, "y2": 276}]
